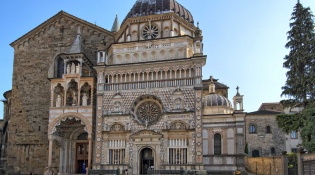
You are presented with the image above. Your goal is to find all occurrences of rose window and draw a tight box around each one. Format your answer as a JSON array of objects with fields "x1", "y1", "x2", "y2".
[
  {"x1": 136, "y1": 101, "x2": 161, "y2": 125},
  {"x1": 142, "y1": 24, "x2": 159, "y2": 39}
]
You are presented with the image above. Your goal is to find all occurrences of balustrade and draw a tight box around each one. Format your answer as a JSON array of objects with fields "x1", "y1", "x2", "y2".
[{"x1": 97, "y1": 78, "x2": 195, "y2": 91}]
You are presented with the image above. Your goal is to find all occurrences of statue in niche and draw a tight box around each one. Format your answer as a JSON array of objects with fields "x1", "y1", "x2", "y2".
[
  {"x1": 56, "y1": 95, "x2": 62, "y2": 107},
  {"x1": 72, "y1": 91, "x2": 77, "y2": 105},
  {"x1": 174, "y1": 98, "x2": 182, "y2": 109},
  {"x1": 113, "y1": 101, "x2": 122, "y2": 113},
  {"x1": 100, "y1": 52, "x2": 103, "y2": 61},
  {"x1": 67, "y1": 64, "x2": 70, "y2": 74},
  {"x1": 76, "y1": 64, "x2": 80, "y2": 74},
  {"x1": 82, "y1": 93, "x2": 88, "y2": 106},
  {"x1": 196, "y1": 45, "x2": 200, "y2": 53},
  {"x1": 71, "y1": 63, "x2": 75, "y2": 74}
]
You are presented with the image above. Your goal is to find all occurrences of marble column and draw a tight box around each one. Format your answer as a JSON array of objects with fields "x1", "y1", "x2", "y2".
[
  {"x1": 48, "y1": 137, "x2": 53, "y2": 169},
  {"x1": 88, "y1": 136, "x2": 92, "y2": 169}
]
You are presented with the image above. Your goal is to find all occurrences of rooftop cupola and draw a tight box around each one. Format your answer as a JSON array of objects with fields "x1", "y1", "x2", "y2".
[
  {"x1": 122, "y1": 0, "x2": 194, "y2": 25},
  {"x1": 194, "y1": 22, "x2": 203, "y2": 55},
  {"x1": 209, "y1": 76, "x2": 215, "y2": 94},
  {"x1": 233, "y1": 86, "x2": 244, "y2": 111}
]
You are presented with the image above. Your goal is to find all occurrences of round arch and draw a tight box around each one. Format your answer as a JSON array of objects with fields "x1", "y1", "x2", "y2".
[{"x1": 48, "y1": 112, "x2": 92, "y2": 137}]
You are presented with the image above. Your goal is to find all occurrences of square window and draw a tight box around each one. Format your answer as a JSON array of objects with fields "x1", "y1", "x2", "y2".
[{"x1": 291, "y1": 131, "x2": 297, "y2": 139}]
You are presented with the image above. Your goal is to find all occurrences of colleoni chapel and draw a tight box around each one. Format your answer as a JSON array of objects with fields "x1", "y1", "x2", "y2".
[{"x1": 2, "y1": 0, "x2": 247, "y2": 174}]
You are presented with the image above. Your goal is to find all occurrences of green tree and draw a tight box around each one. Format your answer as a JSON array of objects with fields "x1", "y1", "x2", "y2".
[
  {"x1": 277, "y1": 1, "x2": 315, "y2": 152},
  {"x1": 281, "y1": 2, "x2": 315, "y2": 106},
  {"x1": 300, "y1": 103, "x2": 315, "y2": 152}
]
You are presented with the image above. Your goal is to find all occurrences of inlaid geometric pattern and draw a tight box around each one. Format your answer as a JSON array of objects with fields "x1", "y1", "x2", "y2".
[{"x1": 102, "y1": 88, "x2": 195, "y2": 115}]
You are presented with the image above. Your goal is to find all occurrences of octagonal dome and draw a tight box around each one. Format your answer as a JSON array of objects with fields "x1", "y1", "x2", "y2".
[
  {"x1": 203, "y1": 94, "x2": 232, "y2": 108},
  {"x1": 123, "y1": 0, "x2": 194, "y2": 24}
]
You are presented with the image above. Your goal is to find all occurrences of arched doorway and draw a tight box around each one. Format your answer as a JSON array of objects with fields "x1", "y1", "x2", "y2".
[
  {"x1": 48, "y1": 114, "x2": 92, "y2": 174},
  {"x1": 76, "y1": 132, "x2": 88, "y2": 174},
  {"x1": 140, "y1": 148, "x2": 154, "y2": 174}
]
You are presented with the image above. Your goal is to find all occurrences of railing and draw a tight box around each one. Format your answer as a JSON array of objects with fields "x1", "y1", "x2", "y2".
[
  {"x1": 87, "y1": 169, "x2": 120, "y2": 175},
  {"x1": 148, "y1": 168, "x2": 185, "y2": 175},
  {"x1": 98, "y1": 78, "x2": 196, "y2": 91},
  {"x1": 147, "y1": 168, "x2": 199, "y2": 175}
]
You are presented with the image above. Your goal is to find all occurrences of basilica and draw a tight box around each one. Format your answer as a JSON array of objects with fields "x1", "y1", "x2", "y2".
[{"x1": 1, "y1": 0, "x2": 250, "y2": 174}]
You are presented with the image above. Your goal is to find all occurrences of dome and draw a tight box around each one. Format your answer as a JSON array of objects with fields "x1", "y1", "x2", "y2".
[
  {"x1": 123, "y1": 0, "x2": 194, "y2": 24},
  {"x1": 203, "y1": 94, "x2": 232, "y2": 108}
]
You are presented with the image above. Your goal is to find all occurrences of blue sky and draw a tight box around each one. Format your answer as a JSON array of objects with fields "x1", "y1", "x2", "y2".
[{"x1": 1, "y1": 0, "x2": 315, "y2": 118}]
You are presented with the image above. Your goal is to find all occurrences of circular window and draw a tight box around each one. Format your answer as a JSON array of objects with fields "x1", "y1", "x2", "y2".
[
  {"x1": 131, "y1": 95, "x2": 163, "y2": 126},
  {"x1": 136, "y1": 101, "x2": 161, "y2": 125},
  {"x1": 142, "y1": 24, "x2": 159, "y2": 39}
]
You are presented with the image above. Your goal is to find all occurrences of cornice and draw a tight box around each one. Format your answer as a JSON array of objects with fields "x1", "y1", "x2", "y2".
[{"x1": 116, "y1": 12, "x2": 197, "y2": 41}]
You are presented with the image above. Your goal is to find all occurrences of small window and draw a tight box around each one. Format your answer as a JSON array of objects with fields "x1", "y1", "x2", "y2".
[
  {"x1": 266, "y1": 126, "x2": 271, "y2": 133},
  {"x1": 271, "y1": 147, "x2": 276, "y2": 155},
  {"x1": 291, "y1": 148, "x2": 297, "y2": 153},
  {"x1": 291, "y1": 131, "x2": 297, "y2": 139},
  {"x1": 252, "y1": 150, "x2": 260, "y2": 157},
  {"x1": 249, "y1": 124, "x2": 256, "y2": 134},
  {"x1": 214, "y1": 133, "x2": 222, "y2": 155}
]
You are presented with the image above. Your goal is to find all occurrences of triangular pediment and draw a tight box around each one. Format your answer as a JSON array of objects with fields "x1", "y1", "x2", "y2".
[
  {"x1": 10, "y1": 10, "x2": 114, "y2": 48},
  {"x1": 131, "y1": 130, "x2": 162, "y2": 138}
]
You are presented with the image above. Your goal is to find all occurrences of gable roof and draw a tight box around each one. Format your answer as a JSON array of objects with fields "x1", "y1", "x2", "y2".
[
  {"x1": 10, "y1": 10, "x2": 114, "y2": 47},
  {"x1": 247, "y1": 110, "x2": 282, "y2": 115}
]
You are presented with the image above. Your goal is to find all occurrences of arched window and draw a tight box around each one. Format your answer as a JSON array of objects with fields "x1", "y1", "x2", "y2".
[
  {"x1": 266, "y1": 125, "x2": 271, "y2": 133},
  {"x1": 56, "y1": 57, "x2": 64, "y2": 78},
  {"x1": 214, "y1": 133, "x2": 222, "y2": 155},
  {"x1": 252, "y1": 150, "x2": 260, "y2": 157},
  {"x1": 249, "y1": 124, "x2": 256, "y2": 134}
]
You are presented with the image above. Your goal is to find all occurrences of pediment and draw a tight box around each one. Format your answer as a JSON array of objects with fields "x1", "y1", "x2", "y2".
[
  {"x1": 10, "y1": 10, "x2": 114, "y2": 48},
  {"x1": 131, "y1": 130, "x2": 162, "y2": 138}
]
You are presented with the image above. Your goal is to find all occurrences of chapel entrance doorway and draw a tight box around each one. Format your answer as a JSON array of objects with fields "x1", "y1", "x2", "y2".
[
  {"x1": 140, "y1": 148, "x2": 154, "y2": 174},
  {"x1": 76, "y1": 142, "x2": 89, "y2": 174}
]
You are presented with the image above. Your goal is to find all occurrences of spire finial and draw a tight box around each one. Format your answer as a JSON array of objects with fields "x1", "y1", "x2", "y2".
[
  {"x1": 236, "y1": 86, "x2": 240, "y2": 96},
  {"x1": 111, "y1": 13, "x2": 120, "y2": 32},
  {"x1": 197, "y1": 21, "x2": 199, "y2": 28},
  {"x1": 209, "y1": 76, "x2": 215, "y2": 94}
]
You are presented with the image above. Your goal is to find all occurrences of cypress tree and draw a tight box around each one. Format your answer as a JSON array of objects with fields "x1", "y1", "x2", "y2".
[
  {"x1": 277, "y1": 1, "x2": 315, "y2": 152},
  {"x1": 281, "y1": 2, "x2": 315, "y2": 107}
]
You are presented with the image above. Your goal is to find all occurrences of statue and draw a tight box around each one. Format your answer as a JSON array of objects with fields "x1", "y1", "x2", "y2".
[
  {"x1": 71, "y1": 62, "x2": 75, "y2": 74},
  {"x1": 76, "y1": 64, "x2": 80, "y2": 74},
  {"x1": 72, "y1": 91, "x2": 77, "y2": 105},
  {"x1": 56, "y1": 95, "x2": 62, "y2": 107},
  {"x1": 66, "y1": 64, "x2": 70, "y2": 74},
  {"x1": 82, "y1": 93, "x2": 88, "y2": 106},
  {"x1": 145, "y1": 120, "x2": 148, "y2": 129}
]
